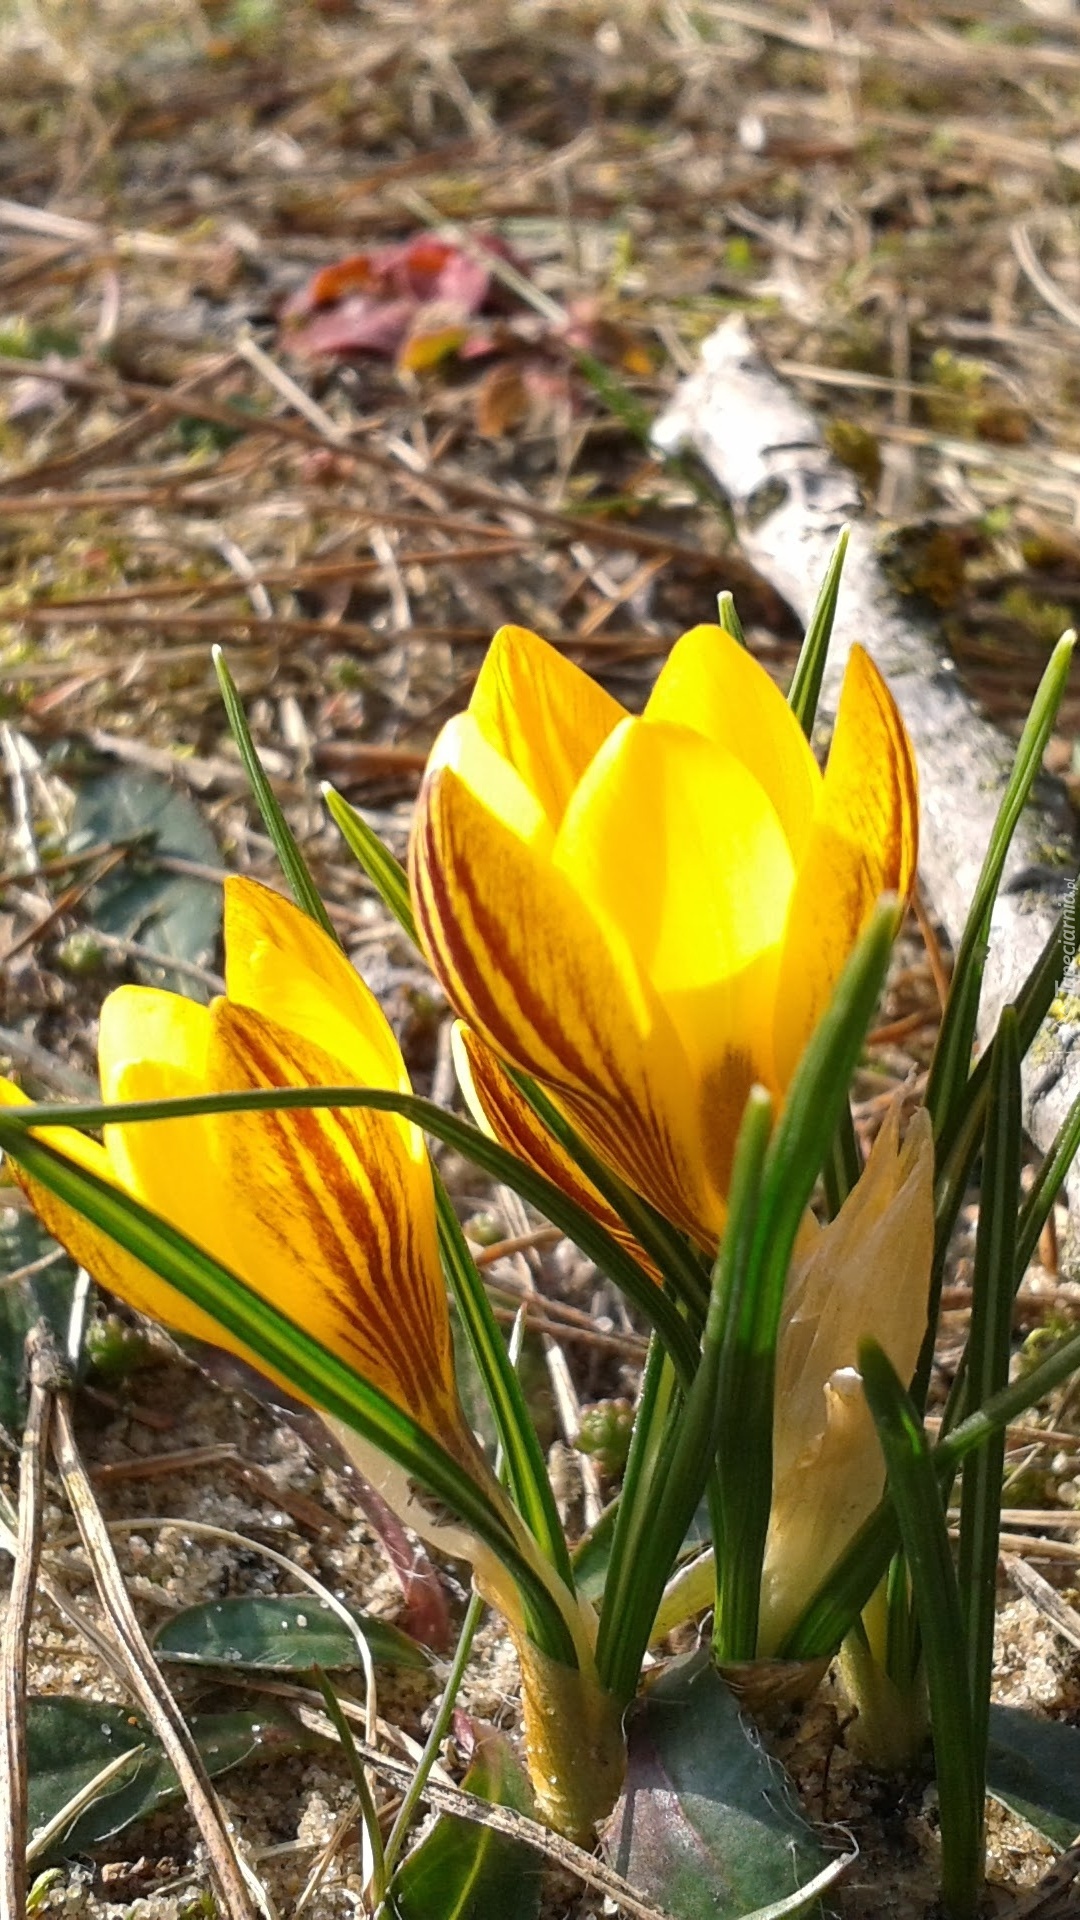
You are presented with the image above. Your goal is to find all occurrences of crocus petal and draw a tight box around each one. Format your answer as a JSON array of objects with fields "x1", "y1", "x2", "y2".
[
  {"x1": 98, "y1": 986, "x2": 222, "y2": 1236},
  {"x1": 773, "y1": 646, "x2": 919, "y2": 1085},
  {"x1": 411, "y1": 761, "x2": 719, "y2": 1242},
  {"x1": 0, "y1": 1078, "x2": 241, "y2": 1356},
  {"x1": 645, "y1": 624, "x2": 822, "y2": 864},
  {"x1": 467, "y1": 625, "x2": 625, "y2": 831},
  {"x1": 426, "y1": 710, "x2": 554, "y2": 854},
  {"x1": 452, "y1": 1023, "x2": 660, "y2": 1281},
  {"x1": 759, "y1": 1104, "x2": 934, "y2": 1652},
  {"x1": 207, "y1": 1000, "x2": 470, "y2": 1458},
  {"x1": 223, "y1": 876, "x2": 408, "y2": 1094},
  {"x1": 554, "y1": 715, "x2": 794, "y2": 1192}
]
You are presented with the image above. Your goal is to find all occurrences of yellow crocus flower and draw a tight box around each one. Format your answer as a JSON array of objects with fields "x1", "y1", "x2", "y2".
[
  {"x1": 410, "y1": 623, "x2": 918, "y2": 1248},
  {"x1": 0, "y1": 875, "x2": 625, "y2": 1837},
  {"x1": 1, "y1": 876, "x2": 475, "y2": 1470}
]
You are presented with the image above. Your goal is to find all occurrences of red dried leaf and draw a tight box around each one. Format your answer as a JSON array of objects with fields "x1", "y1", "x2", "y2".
[
  {"x1": 281, "y1": 230, "x2": 525, "y2": 364},
  {"x1": 348, "y1": 1474, "x2": 453, "y2": 1651}
]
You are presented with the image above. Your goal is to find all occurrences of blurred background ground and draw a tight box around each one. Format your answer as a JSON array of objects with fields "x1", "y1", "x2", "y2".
[{"x1": 2, "y1": 1, "x2": 1080, "y2": 1914}]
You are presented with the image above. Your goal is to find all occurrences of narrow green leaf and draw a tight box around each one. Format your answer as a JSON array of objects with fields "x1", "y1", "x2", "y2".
[
  {"x1": 214, "y1": 646, "x2": 339, "y2": 944},
  {"x1": 1015, "y1": 1075, "x2": 1080, "y2": 1282},
  {"x1": 588, "y1": 1359, "x2": 680, "y2": 1704},
  {"x1": 713, "y1": 900, "x2": 899, "y2": 1659},
  {"x1": 2, "y1": 1086, "x2": 698, "y2": 1385},
  {"x1": 941, "y1": 1320, "x2": 1080, "y2": 1473},
  {"x1": 152, "y1": 1594, "x2": 429, "y2": 1674},
  {"x1": 822, "y1": 1100, "x2": 862, "y2": 1218},
  {"x1": 883, "y1": 1548, "x2": 919, "y2": 1693},
  {"x1": 314, "y1": 1665, "x2": 386, "y2": 1896},
  {"x1": 0, "y1": 1116, "x2": 575, "y2": 1664},
  {"x1": 958, "y1": 1008, "x2": 1021, "y2": 1786},
  {"x1": 382, "y1": 1590, "x2": 486, "y2": 1885},
  {"x1": 859, "y1": 1341, "x2": 982, "y2": 1920},
  {"x1": 323, "y1": 784, "x2": 418, "y2": 945},
  {"x1": 709, "y1": 1089, "x2": 780, "y2": 1665},
  {"x1": 594, "y1": 1333, "x2": 680, "y2": 1698},
  {"x1": 608, "y1": 1088, "x2": 774, "y2": 1698},
  {"x1": 716, "y1": 590, "x2": 746, "y2": 645},
  {"x1": 926, "y1": 631, "x2": 1075, "y2": 1148},
  {"x1": 435, "y1": 1180, "x2": 573, "y2": 1590},
  {"x1": 787, "y1": 525, "x2": 849, "y2": 739},
  {"x1": 921, "y1": 906, "x2": 1068, "y2": 1414}
]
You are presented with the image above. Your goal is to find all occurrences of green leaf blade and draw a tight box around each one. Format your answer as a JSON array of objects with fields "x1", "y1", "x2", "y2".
[
  {"x1": 214, "y1": 646, "x2": 338, "y2": 943},
  {"x1": 787, "y1": 524, "x2": 849, "y2": 739},
  {"x1": 859, "y1": 1341, "x2": 983, "y2": 1920},
  {"x1": 957, "y1": 1008, "x2": 1022, "y2": 1782},
  {"x1": 323, "y1": 784, "x2": 418, "y2": 944},
  {"x1": 927, "y1": 630, "x2": 1076, "y2": 1153}
]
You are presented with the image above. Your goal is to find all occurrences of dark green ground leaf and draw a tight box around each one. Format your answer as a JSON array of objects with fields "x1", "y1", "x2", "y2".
[
  {"x1": 69, "y1": 769, "x2": 222, "y2": 997},
  {"x1": 153, "y1": 1593, "x2": 429, "y2": 1673},
  {"x1": 26, "y1": 1696, "x2": 318, "y2": 1862},
  {"x1": 0, "y1": 1210, "x2": 79, "y2": 1442},
  {"x1": 387, "y1": 1721, "x2": 542, "y2": 1920},
  {"x1": 602, "y1": 1652, "x2": 829, "y2": 1920},
  {"x1": 986, "y1": 1705, "x2": 1080, "y2": 1848}
]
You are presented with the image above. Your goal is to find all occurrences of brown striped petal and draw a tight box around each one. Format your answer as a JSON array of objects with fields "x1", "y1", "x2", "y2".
[
  {"x1": 207, "y1": 999, "x2": 472, "y2": 1462},
  {"x1": 411, "y1": 761, "x2": 721, "y2": 1245},
  {"x1": 452, "y1": 1024, "x2": 661, "y2": 1281},
  {"x1": 223, "y1": 876, "x2": 410, "y2": 1094}
]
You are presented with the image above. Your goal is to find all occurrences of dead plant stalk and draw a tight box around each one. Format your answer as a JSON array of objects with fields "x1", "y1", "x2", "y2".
[
  {"x1": 0, "y1": 1326, "x2": 58, "y2": 1920},
  {"x1": 49, "y1": 1388, "x2": 262, "y2": 1920}
]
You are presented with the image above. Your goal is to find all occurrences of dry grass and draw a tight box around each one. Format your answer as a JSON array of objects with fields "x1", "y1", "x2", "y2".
[{"x1": 3, "y1": 1, "x2": 1080, "y2": 1913}]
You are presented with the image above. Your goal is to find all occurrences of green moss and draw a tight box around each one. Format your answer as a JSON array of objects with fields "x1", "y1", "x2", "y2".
[
  {"x1": 0, "y1": 317, "x2": 80, "y2": 359},
  {"x1": 825, "y1": 418, "x2": 882, "y2": 491},
  {"x1": 1000, "y1": 586, "x2": 1076, "y2": 649},
  {"x1": 1018, "y1": 1316, "x2": 1077, "y2": 1375}
]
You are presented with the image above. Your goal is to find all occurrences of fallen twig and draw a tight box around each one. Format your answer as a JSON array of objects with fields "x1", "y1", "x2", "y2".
[
  {"x1": 50, "y1": 1390, "x2": 262, "y2": 1920},
  {"x1": 0, "y1": 1327, "x2": 59, "y2": 1920}
]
